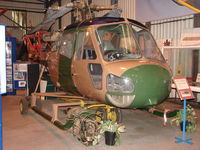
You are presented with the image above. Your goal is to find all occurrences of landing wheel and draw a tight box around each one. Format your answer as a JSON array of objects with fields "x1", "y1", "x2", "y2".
[
  {"x1": 109, "y1": 108, "x2": 122, "y2": 123},
  {"x1": 96, "y1": 107, "x2": 107, "y2": 123},
  {"x1": 19, "y1": 98, "x2": 28, "y2": 115}
]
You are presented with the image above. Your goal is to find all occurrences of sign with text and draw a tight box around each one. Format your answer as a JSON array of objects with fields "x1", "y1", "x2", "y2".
[
  {"x1": 0, "y1": 24, "x2": 6, "y2": 94},
  {"x1": 173, "y1": 77, "x2": 194, "y2": 100}
]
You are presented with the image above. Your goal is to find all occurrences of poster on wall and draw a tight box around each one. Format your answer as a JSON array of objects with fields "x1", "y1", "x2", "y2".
[
  {"x1": 13, "y1": 63, "x2": 27, "y2": 89},
  {"x1": 0, "y1": 24, "x2": 6, "y2": 94},
  {"x1": 6, "y1": 41, "x2": 13, "y2": 92},
  {"x1": 6, "y1": 37, "x2": 16, "y2": 95}
]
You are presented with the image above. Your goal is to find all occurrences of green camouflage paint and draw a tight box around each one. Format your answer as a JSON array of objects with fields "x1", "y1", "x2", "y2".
[
  {"x1": 58, "y1": 55, "x2": 79, "y2": 94},
  {"x1": 105, "y1": 64, "x2": 171, "y2": 108}
]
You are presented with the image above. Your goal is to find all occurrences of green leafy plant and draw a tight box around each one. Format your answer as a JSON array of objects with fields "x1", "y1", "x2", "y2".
[
  {"x1": 170, "y1": 104, "x2": 197, "y2": 132},
  {"x1": 92, "y1": 120, "x2": 125, "y2": 145},
  {"x1": 99, "y1": 120, "x2": 125, "y2": 145}
]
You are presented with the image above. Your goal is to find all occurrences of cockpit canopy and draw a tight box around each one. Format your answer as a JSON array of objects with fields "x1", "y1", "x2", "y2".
[{"x1": 96, "y1": 23, "x2": 165, "y2": 62}]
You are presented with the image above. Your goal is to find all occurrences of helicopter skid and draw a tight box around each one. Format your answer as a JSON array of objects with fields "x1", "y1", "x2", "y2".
[{"x1": 31, "y1": 92, "x2": 98, "y2": 122}]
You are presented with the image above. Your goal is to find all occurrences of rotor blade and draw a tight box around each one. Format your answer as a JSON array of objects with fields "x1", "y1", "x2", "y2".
[
  {"x1": 28, "y1": 4, "x2": 73, "y2": 34},
  {"x1": 103, "y1": 9, "x2": 121, "y2": 18}
]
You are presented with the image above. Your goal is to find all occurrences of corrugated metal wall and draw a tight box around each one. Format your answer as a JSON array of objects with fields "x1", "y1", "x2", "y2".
[
  {"x1": 151, "y1": 15, "x2": 194, "y2": 46},
  {"x1": 118, "y1": 0, "x2": 135, "y2": 19},
  {"x1": 150, "y1": 15, "x2": 195, "y2": 78}
]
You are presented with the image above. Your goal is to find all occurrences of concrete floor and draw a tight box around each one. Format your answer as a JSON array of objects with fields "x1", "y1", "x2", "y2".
[{"x1": 2, "y1": 94, "x2": 200, "y2": 150}]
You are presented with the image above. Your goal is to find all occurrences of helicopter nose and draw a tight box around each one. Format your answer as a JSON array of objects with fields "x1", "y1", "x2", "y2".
[{"x1": 121, "y1": 64, "x2": 171, "y2": 108}]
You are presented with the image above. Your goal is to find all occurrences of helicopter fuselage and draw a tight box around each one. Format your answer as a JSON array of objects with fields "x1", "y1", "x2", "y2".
[{"x1": 47, "y1": 17, "x2": 172, "y2": 108}]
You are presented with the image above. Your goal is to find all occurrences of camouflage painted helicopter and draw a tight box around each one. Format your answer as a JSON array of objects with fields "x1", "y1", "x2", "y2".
[{"x1": 24, "y1": 0, "x2": 172, "y2": 110}]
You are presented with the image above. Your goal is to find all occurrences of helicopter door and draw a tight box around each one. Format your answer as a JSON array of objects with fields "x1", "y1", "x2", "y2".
[{"x1": 71, "y1": 30, "x2": 99, "y2": 96}]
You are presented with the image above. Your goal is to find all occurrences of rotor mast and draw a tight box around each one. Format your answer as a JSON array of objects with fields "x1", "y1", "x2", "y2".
[{"x1": 71, "y1": 0, "x2": 118, "y2": 22}]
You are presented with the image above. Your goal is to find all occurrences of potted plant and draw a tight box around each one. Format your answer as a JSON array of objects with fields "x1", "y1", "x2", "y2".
[
  {"x1": 170, "y1": 104, "x2": 197, "y2": 133},
  {"x1": 99, "y1": 120, "x2": 125, "y2": 146}
]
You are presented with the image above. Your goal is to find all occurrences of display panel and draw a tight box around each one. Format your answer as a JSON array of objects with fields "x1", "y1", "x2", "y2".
[
  {"x1": 0, "y1": 24, "x2": 6, "y2": 94},
  {"x1": 6, "y1": 41, "x2": 13, "y2": 92},
  {"x1": 6, "y1": 37, "x2": 16, "y2": 95},
  {"x1": 13, "y1": 63, "x2": 27, "y2": 89},
  {"x1": 173, "y1": 77, "x2": 194, "y2": 100}
]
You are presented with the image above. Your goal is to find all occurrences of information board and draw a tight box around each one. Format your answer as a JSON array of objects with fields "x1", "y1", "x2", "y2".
[
  {"x1": 13, "y1": 63, "x2": 27, "y2": 89},
  {"x1": 173, "y1": 77, "x2": 194, "y2": 100},
  {"x1": 0, "y1": 24, "x2": 6, "y2": 94}
]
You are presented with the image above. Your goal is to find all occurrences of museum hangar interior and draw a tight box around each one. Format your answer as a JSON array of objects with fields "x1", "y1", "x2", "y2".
[{"x1": 1, "y1": 0, "x2": 200, "y2": 149}]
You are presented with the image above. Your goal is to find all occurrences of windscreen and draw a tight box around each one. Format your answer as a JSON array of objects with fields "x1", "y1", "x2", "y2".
[
  {"x1": 96, "y1": 23, "x2": 141, "y2": 62},
  {"x1": 130, "y1": 24, "x2": 165, "y2": 62},
  {"x1": 96, "y1": 23, "x2": 165, "y2": 62}
]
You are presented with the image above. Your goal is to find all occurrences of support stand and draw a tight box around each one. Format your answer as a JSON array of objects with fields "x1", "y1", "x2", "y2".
[
  {"x1": 175, "y1": 99, "x2": 192, "y2": 145},
  {"x1": 0, "y1": 94, "x2": 2, "y2": 150}
]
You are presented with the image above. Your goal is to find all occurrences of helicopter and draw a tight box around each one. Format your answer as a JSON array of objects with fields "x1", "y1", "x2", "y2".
[{"x1": 23, "y1": 0, "x2": 172, "y2": 110}]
